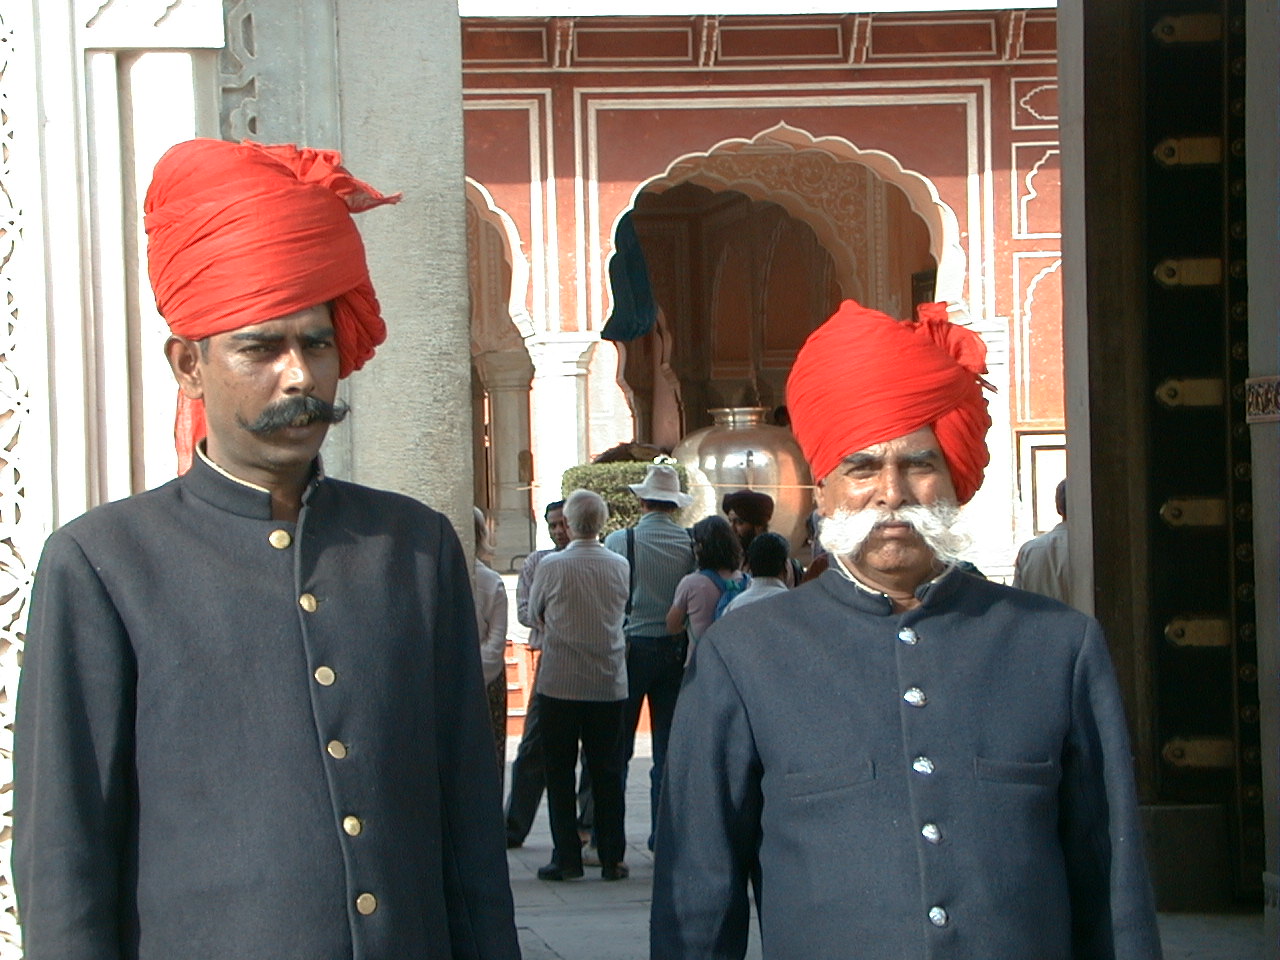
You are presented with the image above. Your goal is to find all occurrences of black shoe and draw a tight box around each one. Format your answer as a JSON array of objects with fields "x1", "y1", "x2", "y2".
[
  {"x1": 537, "y1": 862, "x2": 584, "y2": 881},
  {"x1": 601, "y1": 863, "x2": 630, "y2": 881}
]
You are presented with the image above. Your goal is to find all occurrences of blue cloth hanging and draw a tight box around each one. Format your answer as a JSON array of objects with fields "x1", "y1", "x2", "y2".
[{"x1": 601, "y1": 212, "x2": 657, "y2": 342}]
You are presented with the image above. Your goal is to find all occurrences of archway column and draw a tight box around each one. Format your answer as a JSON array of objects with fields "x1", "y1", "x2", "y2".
[
  {"x1": 475, "y1": 349, "x2": 535, "y2": 571},
  {"x1": 527, "y1": 335, "x2": 598, "y2": 547}
]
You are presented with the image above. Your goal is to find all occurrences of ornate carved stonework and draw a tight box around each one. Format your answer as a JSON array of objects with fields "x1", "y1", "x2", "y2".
[
  {"x1": 0, "y1": 9, "x2": 30, "y2": 955},
  {"x1": 644, "y1": 124, "x2": 966, "y2": 309},
  {"x1": 220, "y1": 0, "x2": 259, "y2": 139},
  {"x1": 1246, "y1": 376, "x2": 1280, "y2": 423}
]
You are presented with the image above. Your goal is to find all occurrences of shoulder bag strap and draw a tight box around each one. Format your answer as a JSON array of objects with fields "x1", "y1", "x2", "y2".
[{"x1": 625, "y1": 526, "x2": 636, "y2": 619}]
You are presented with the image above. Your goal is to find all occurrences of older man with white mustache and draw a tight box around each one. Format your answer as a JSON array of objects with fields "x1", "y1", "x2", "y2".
[{"x1": 651, "y1": 301, "x2": 1161, "y2": 960}]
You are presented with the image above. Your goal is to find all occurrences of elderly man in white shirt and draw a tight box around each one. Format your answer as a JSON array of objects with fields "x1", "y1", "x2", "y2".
[{"x1": 527, "y1": 488, "x2": 631, "y2": 881}]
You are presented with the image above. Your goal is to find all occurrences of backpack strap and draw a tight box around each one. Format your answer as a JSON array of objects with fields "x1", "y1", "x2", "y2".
[
  {"x1": 625, "y1": 526, "x2": 636, "y2": 619},
  {"x1": 789, "y1": 557, "x2": 805, "y2": 586},
  {"x1": 698, "y1": 568, "x2": 725, "y2": 590}
]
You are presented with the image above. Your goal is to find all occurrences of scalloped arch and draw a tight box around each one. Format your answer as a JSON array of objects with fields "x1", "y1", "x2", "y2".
[
  {"x1": 630, "y1": 121, "x2": 966, "y2": 310},
  {"x1": 465, "y1": 177, "x2": 535, "y2": 342}
]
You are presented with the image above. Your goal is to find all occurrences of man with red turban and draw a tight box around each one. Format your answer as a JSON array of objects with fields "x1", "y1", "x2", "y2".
[
  {"x1": 653, "y1": 300, "x2": 1160, "y2": 960},
  {"x1": 14, "y1": 140, "x2": 520, "y2": 960}
]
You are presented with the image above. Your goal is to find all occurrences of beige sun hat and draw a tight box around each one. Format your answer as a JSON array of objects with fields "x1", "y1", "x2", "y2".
[{"x1": 627, "y1": 463, "x2": 693, "y2": 509}]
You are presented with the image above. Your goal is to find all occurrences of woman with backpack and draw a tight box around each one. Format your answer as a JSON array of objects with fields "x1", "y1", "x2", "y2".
[{"x1": 665, "y1": 516, "x2": 748, "y2": 659}]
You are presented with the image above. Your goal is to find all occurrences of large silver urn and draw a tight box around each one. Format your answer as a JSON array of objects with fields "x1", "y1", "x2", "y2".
[{"x1": 672, "y1": 407, "x2": 814, "y2": 552}]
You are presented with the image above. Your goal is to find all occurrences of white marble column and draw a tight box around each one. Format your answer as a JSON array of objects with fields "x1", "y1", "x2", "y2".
[
  {"x1": 526, "y1": 335, "x2": 598, "y2": 548},
  {"x1": 475, "y1": 349, "x2": 535, "y2": 571}
]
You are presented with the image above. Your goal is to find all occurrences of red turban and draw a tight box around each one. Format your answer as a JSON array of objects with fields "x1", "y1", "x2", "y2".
[
  {"x1": 144, "y1": 139, "x2": 400, "y2": 472},
  {"x1": 786, "y1": 300, "x2": 993, "y2": 504}
]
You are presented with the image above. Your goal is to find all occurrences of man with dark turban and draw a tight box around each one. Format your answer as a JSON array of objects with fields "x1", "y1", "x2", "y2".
[
  {"x1": 14, "y1": 140, "x2": 520, "y2": 960},
  {"x1": 652, "y1": 300, "x2": 1160, "y2": 960},
  {"x1": 721, "y1": 489, "x2": 803, "y2": 586}
]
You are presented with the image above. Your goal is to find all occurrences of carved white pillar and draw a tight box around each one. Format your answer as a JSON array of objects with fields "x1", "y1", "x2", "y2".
[
  {"x1": 474, "y1": 350, "x2": 535, "y2": 571},
  {"x1": 527, "y1": 336, "x2": 597, "y2": 548}
]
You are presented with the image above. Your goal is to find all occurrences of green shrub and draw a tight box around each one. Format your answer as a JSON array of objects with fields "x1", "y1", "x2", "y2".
[{"x1": 561, "y1": 462, "x2": 690, "y2": 537}]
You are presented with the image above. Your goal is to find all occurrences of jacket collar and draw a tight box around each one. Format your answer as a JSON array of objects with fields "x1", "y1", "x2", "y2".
[
  {"x1": 183, "y1": 443, "x2": 324, "y2": 520},
  {"x1": 818, "y1": 560, "x2": 964, "y2": 616}
]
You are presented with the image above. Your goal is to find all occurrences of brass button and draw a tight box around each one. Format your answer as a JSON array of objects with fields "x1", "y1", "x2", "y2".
[
  {"x1": 343, "y1": 815, "x2": 363, "y2": 837},
  {"x1": 326, "y1": 739, "x2": 347, "y2": 759},
  {"x1": 268, "y1": 529, "x2": 292, "y2": 549},
  {"x1": 299, "y1": 593, "x2": 318, "y2": 613},
  {"x1": 355, "y1": 893, "x2": 377, "y2": 915},
  {"x1": 314, "y1": 665, "x2": 336, "y2": 686}
]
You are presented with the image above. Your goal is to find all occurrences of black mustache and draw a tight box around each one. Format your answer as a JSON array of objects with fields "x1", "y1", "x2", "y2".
[{"x1": 239, "y1": 395, "x2": 350, "y2": 435}]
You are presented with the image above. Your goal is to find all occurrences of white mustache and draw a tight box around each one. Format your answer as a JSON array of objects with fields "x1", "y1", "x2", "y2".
[{"x1": 818, "y1": 502, "x2": 969, "y2": 564}]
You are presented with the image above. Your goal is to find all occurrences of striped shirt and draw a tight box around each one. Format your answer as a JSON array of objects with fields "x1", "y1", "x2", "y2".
[
  {"x1": 604, "y1": 511, "x2": 696, "y2": 637},
  {"x1": 515, "y1": 547, "x2": 558, "y2": 650},
  {"x1": 528, "y1": 538, "x2": 630, "y2": 701}
]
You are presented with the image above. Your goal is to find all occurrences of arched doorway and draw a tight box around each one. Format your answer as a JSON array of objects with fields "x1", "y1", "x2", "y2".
[
  {"x1": 608, "y1": 138, "x2": 939, "y2": 447},
  {"x1": 465, "y1": 178, "x2": 536, "y2": 572}
]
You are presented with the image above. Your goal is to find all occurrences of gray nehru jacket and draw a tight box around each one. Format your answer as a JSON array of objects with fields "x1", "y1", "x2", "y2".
[
  {"x1": 652, "y1": 568, "x2": 1161, "y2": 960},
  {"x1": 528, "y1": 539, "x2": 630, "y2": 701}
]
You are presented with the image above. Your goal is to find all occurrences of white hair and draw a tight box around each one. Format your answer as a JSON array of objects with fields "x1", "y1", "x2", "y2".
[
  {"x1": 563, "y1": 488, "x2": 608, "y2": 539},
  {"x1": 818, "y1": 501, "x2": 969, "y2": 565}
]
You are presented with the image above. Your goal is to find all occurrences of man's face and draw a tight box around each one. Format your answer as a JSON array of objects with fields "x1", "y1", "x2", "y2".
[
  {"x1": 815, "y1": 426, "x2": 958, "y2": 585},
  {"x1": 546, "y1": 508, "x2": 570, "y2": 550},
  {"x1": 170, "y1": 304, "x2": 342, "y2": 485},
  {"x1": 725, "y1": 510, "x2": 765, "y2": 549}
]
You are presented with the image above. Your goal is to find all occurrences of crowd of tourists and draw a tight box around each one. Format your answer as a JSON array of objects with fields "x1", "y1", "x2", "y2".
[{"x1": 490, "y1": 474, "x2": 806, "y2": 882}]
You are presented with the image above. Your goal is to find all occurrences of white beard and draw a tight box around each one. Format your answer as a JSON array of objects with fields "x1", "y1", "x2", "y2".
[{"x1": 818, "y1": 501, "x2": 970, "y2": 565}]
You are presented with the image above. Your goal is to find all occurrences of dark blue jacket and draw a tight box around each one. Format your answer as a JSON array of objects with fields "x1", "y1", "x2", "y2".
[
  {"x1": 14, "y1": 454, "x2": 520, "y2": 960},
  {"x1": 651, "y1": 568, "x2": 1162, "y2": 960}
]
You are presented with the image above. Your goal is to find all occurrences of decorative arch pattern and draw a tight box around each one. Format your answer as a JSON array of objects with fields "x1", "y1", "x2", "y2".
[
  {"x1": 633, "y1": 122, "x2": 966, "y2": 311},
  {"x1": 465, "y1": 177, "x2": 534, "y2": 348}
]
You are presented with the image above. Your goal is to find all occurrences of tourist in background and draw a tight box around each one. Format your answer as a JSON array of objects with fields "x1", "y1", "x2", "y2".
[
  {"x1": 528, "y1": 489, "x2": 631, "y2": 881},
  {"x1": 603, "y1": 464, "x2": 696, "y2": 850},
  {"x1": 724, "y1": 532, "x2": 792, "y2": 613},
  {"x1": 1012, "y1": 478, "x2": 1071, "y2": 606},
  {"x1": 666, "y1": 516, "x2": 747, "y2": 649},
  {"x1": 722, "y1": 489, "x2": 804, "y2": 585},
  {"x1": 474, "y1": 507, "x2": 510, "y2": 787}
]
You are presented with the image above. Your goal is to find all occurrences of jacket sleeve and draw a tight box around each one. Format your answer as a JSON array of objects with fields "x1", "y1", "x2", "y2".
[
  {"x1": 651, "y1": 638, "x2": 761, "y2": 960},
  {"x1": 1059, "y1": 619, "x2": 1163, "y2": 960},
  {"x1": 14, "y1": 532, "x2": 136, "y2": 960},
  {"x1": 432, "y1": 517, "x2": 521, "y2": 960}
]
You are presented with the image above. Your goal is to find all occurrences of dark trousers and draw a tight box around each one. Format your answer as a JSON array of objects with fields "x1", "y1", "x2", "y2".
[
  {"x1": 504, "y1": 661, "x2": 593, "y2": 844},
  {"x1": 537, "y1": 694, "x2": 626, "y2": 870},
  {"x1": 619, "y1": 633, "x2": 686, "y2": 846}
]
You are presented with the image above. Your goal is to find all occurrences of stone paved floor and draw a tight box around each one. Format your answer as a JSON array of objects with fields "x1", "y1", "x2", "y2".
[{"x1": 505, "y1": 736, "x2": 1267, "y2": 960}]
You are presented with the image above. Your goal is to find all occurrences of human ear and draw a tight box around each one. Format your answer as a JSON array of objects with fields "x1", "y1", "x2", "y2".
[
  {"x1": 813, "y1": 479, "x2": 833, "y2": 518},
  {"x1": 165, "y1": 336, "x2": 205, "y2": 400}
]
